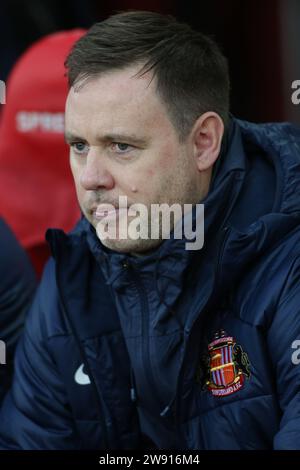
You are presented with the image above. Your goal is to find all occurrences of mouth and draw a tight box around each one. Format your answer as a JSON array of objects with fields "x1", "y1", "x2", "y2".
[{"x1": 92, "y1": 205, "x2": 128, "y2": 221}]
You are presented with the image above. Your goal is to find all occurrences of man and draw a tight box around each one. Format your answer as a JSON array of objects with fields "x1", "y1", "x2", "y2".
[
  {"x1": 0, "y1": 11, "x2": 300, "y2": 450},
  {"x1": 0, "y1": 218, "x2": 36, "y2": 402}
]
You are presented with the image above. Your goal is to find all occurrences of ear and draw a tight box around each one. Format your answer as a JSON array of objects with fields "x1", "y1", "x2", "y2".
[{"x1": 191, "y1": 112, "x2": 224, "y2": 172}]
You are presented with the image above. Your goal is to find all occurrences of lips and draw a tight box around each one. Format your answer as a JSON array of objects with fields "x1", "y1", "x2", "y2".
[
  {"x1": 94, "y1": 205, "x2": 128, "y2": 221},
  {"x1": 95, "y1": 207, "x2": 117, "y2": 217}
]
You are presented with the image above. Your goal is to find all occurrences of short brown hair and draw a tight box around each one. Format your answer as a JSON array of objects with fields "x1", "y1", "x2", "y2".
[{"x1": 65, "y1": 10, "x2": 230, "y2": 141}]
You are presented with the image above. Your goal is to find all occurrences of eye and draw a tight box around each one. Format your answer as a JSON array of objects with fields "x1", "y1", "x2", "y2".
[
  {"x1": 111, "y1": 143, "x2": 133, "y2": 154},
  {"x1": 70, "y1": 142, "x2": 89, "y2": 155}
]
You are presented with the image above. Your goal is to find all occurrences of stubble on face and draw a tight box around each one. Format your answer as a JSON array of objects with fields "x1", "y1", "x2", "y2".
[{"x1": 95, "y1": 153, "x2": 202, "y2": 254}]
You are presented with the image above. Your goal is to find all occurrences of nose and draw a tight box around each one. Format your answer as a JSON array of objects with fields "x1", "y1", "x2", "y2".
[{"x1": 80, "y1": 147, "x2": 114, "y2": 191}]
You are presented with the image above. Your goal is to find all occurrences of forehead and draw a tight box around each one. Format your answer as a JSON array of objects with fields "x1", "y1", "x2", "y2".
[{"x1": 65, "y1": 65, "x2": 174, "y2": 138}]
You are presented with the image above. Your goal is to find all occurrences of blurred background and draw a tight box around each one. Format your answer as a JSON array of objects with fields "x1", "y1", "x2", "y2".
[{"x1": 0, "y1": 0, "x2": 299, "y2": 124}]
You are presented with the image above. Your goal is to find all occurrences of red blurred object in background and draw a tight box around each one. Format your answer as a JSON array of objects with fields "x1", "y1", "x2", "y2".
[{"x1": 0, "y1": 30, "x2": 84, "y2": 277}]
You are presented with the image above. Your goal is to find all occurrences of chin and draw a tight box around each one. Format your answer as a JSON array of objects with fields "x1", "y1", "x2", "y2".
[{"x1": 99, "y1": 237, "x2": 163, "y2": 254}]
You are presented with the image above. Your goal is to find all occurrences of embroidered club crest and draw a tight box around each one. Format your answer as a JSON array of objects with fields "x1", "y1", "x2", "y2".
[{"x1": 199, "y1": 329, "x2": 251, "y2": 397}]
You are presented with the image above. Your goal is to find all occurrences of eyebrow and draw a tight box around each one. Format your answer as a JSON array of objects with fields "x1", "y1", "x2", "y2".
[{"x1": 64, "y1": 131, "x2": 148, "y2": 147}]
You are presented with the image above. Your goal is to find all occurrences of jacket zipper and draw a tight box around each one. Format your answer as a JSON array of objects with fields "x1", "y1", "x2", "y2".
[
  {"x1": 123, "y1": 260, "x2": 166, "y2": 413},
  {"x1": 173, "y1": 226, "x2": 231, "y2": 445}
]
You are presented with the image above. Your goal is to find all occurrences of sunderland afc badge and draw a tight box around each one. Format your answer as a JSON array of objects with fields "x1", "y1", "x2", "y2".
[{"x1": 197, "y1": 329, "x2": 251, "y2": 397}]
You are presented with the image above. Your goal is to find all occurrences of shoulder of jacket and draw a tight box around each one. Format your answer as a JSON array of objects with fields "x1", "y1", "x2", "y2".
[
  {"x1": 232, "y1": 227, "x2": 300, "y2": 328},
  {"x1": 27, "y1": 258, "x2": 71, "y2": 340}
]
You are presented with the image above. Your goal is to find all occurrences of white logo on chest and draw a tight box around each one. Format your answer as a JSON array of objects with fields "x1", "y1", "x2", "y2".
[{"x1": 74, "y1": 364, "x2": 91, "y2": 385}]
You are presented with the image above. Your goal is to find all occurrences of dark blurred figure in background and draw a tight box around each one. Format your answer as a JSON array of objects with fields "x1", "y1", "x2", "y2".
[
  {"x1": 0, "y1": 30, "x2": 83, "y2": 276},
  {"x1": 0, "y1": 218, "x2": 36, "y2": 402}
]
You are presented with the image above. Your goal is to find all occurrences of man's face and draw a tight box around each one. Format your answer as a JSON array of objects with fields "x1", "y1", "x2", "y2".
[{"x1": 65, "y1": 65, "x2": 205, "y2": 253}]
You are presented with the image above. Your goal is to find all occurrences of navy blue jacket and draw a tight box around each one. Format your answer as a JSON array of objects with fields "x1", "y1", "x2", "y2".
[
  {"x1": 0, "y1": 218, "x2": 36, "y2": 401},
  {"x1": 1, "y1": 119, "x2": 300, "y2": 449}
]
